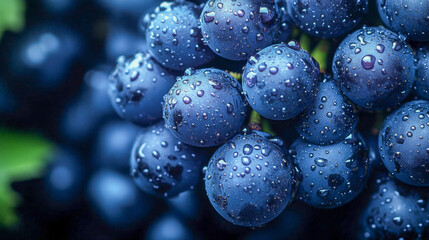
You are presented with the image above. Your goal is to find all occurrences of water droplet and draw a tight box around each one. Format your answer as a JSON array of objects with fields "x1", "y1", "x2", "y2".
[
  {"x1": 237, "y1": 10, "x2": 245, "y2": 17},
  {"x1": 376, "y1": 44, "x2": 385, "y2": 53},
  {"x1": 392, "y1": 41, "x2": 402, "y2": 51},
  {"x1": 258, "y1": 62, "x2": 267, "y2": 72},
  {"x1": 241, "y1": 156, "x2": 251, "y2": 166},
  {"x1": 183, "y1": 96, "x2": 192, "y2": 104},
  {"x1": 361, "y1": 55, "x2": 376, "y2": 69},
  {"x1": 314, "y1": 158, "x2": 328, "y2": 167},
  {"x1": 261, "y1": 147, "x2": 271, "y2": 156},
  {"x1": 317, "y1": 189, "x2": 329, "y2": 198},
  {"x1": 197, "y1": 90, "x2": 205, "y2": 97},
  {"x1": 152, "y1": 150, "x2": 160, "y2": 159},
  {"x1": 287, "y1": 40, "x2": 301, "y2": 50},
  {"x1": 243, "y1": 144, "x2": 253, "y2": 155},
  {"x1": 226, "y1": 103, "x2": 234, "y2": 113},
  {"x1": 392, "y1": 216, "x2": 403, "y2": 226},
  {"x1": 217, "y1": 158, "x2": 227, "y2": 171},
  {"x1": 259, "y1": 6, "x2": 274, "y2": 23},
  {"x1": 204, "y1": 11, "x2": 215, "y2": 23},
  {"x1": 130, "y1": 71, "x2": 139, "y2": 81},
  {"x1": 245, "y1": 72, "x2": 257, "y2": 88}
]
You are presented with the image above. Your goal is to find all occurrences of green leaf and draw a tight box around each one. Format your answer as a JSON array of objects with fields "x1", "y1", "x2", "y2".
[
  {"x1": 261, "y1": 119, "x2": 276, "y2": 136},
  {"x1": 0, "y1": 128, "x2": 53, "y2": 227},
  {"x1": 0, "y1": 0, "x2": 26, "y2": 40}
]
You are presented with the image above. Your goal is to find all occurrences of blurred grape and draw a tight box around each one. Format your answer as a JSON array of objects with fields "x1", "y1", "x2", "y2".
[
  {"x1": 9, "y1": 23, "x2": 83, "y2": 91},
  {"x1": 87, "y1": 169, "x2": 153, "y2": 227},
  {"x1": 60, "y1": 64, "x2": 115, "y2": 145},
  {"x1": 91, "y1": 120, "x2": 141, "y2": 172},
  {"x1": 146, "y1": 213, "x2": 193, "y2": 240}
]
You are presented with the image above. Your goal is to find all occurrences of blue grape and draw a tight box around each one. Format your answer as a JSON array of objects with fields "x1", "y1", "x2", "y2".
[
  {"x1": 205, "y1": 130, "x2": 294, "y2": 227},
  {"x1": 130, "y1": 122, "x2": 208, "y2": 198},
  {"x1": 290, "y1": 131, "x2": 370, "y2": 208},
  {"x1": 357, "y1": 174, "x2": 429, "y2": 239},
  {"x1": 146, "y1": 213, "x2": 193, "y2": 240},
  {"x1": 296, "y1": 76, "x2": 358, "y2": 145},
  {"x1": 242, "y1": 41, "x2": 319, "y2": 120},
  {"x1": 143, "y1": 1, "x2": 215, "y2": 71},
  {"x1": 60, "y1": 65, "x2": 115, "y2": 144},
  {"x1": 200, "y1": 0, "x2": 282, "y2": 61},
  {"x1": 9, "y1": 23, "x2": 82, "y2": 91},
  {"x1": 286, "y1": 0, "x2": 368, "y2": 38},
  {"x1": 378, "y1": 100, "x2": 429, "y2": 186},
  {"x1": 333, "y1": 26, "x2": 415, "y2": 110},
  {"x1": 163, "y1": 68, "x2": 248, "y2": 147},
  {"x1": 91, "y1": 120, "x2": 141, "y2": 172},
  {"x1": 108, "y1": 52, "x2": 177, "y2": 127},
  {"x1": 44, "y1": 148, "x2": 84, "y2": 205},
  {"x1": 87, "y1": 169, "x2": 152, "y2": 227},
  {"x1": 377, "y1": 0, "x2": 429, "y2": 42},
  {"x1": 105, "y1": 22, "x2": 146, "y2": 62}
]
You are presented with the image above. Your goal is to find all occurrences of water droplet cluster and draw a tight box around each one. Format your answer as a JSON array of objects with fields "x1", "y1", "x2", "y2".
[
  {"x1": 143, "y1": 1, "x2": 215, "y2": 70},
  {"x1": 290, "y1": 131, "x2": 369, "y2": 208},
  {"x1": 286, "y1": 0, "x2": 368, "y2": 38},
  {"x1": 163, "y1": 68, "x2": 248, "y2": 147},
  {"x1": 358, "y1": 174, "x2": 429, "y2": 239},
  {"x1": 108, "y1": 52, "x2": 177, "y2": 126},
  {"x1": 242, "y1": 41, "x2": 320, "y2": 120},
  {"x1": 376, "y1": 0, "x2": 429, "y2": 42},
  {"x1": 378, "y1": 100, "x2": 429, "y2": 186},
  {"x1": 200, "y1": 0, "x2": 283, "y2": 61},
  {"x1": 332, "y1": 26, "x2": 415, "y2": 110},
  {"x1": 296, "y1": 76, "x2": 358, "y2": 145},
  {"x1": 204, "y1": 130, "x2": 294, "y2": 226},
  {"x1": 130, "y1": 122, "x2": 208, "y2": 198}
]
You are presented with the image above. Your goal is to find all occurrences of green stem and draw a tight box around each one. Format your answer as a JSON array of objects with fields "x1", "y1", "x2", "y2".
[
  {"x1": 228, "y1": 71, "x2": 242, "y2": 81},
  {"x1": 299, "y1": 34, "x2": 311, "y2": 52},
  {"x1": 373, "y1": 111, "x2": 386, "y2": 135},
  {"x1": 249, "y1": 110, "x2": 261, "y2": 125},
  {"x1": 261, "y1": 119, "x2": 276, "y2": 136},
  {"x1": 311, "y1": 40, "x2": 330, "y2": 73}
]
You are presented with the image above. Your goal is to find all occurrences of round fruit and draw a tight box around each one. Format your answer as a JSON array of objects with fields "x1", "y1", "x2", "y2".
[
  {"x1": 108, "y1": 52, "x2": 177, "y2": 127},
  {"x1": 358, "y1": 174, "x2": 429, "y2": 239},
  {"x1": 377, "y1": 0, "x2": 429, "y2": 42},
  {"x1": 242, "y1": 41, "x2": 319, "y2": 120},
  {"x1": 10, "y1": 23, "x2": 82, "y2": 91},
  {"x1": 296, "y1": 76, "x2": 357, "y2": 145},
  {"x1": 290, "y1": 131, "x2": 370, "y2": 208},
  {"x1": 130, "y1": 122, "x2": 208, "y2": 198},
  {"x1": 378, "y1": 100, "x2": 429, "y2": 186},
  {"x1": 163, "y1": 68, "x2": 248, "y2": 147},
  {"x1": 91, "y1": 121, "x2": 140, "y2": 172},
  {"x1": 143, "y1": 1, "x2": 215, "y2": 71},
  {"x1": 87, "y1": 169, "x2": 152, "y2": 226},
  {"x1": 286, "y1": 0, "x2": 368, "y2": 38},
  {"x1": 205, "y1": 130, "x2": 294, "y2": 227},
  {"x1": 332, "y1": 26, "x2": 415, "y2": 110},
  {"x1": 200, "y1": 0, "x2": 281, "y2": 61}
]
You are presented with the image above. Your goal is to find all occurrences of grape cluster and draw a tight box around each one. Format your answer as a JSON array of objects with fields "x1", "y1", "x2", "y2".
[{"x1": 101, "y1": 0, "x2": 429, "y2": 232}]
